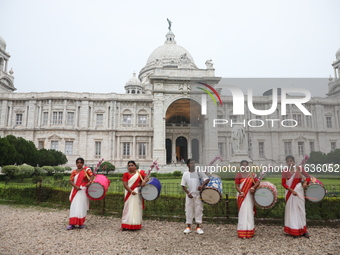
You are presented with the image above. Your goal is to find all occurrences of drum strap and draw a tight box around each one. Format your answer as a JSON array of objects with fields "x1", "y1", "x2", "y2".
[
  {"x1": 84, "y1": 167, "x2": 91, "y2": 181},
  {"x1": 138, "y1": 170, "x2": 144, "y2": 182}
]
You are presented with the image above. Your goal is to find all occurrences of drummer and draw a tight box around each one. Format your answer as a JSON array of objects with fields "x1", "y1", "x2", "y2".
[
  {"x1": 181, "y1": 159, "x2": 209, "y2": 234},
  {"x1": 282, "y1": 155, "x2": 311, "y2": 238},
  {"x1": 67, "y1": 157, "x2": 94, "y2": 230},
  {"x1": 235, "y1": 160, "x2": 260, "y2": 238}
]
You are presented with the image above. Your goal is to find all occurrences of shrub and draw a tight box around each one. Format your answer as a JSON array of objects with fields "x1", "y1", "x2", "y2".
[
  {"x1": 53, "y1": 172, "x2": 64, "y2": 181},
  {"x1": 33, "y1": 167, "x2": 46, "y2": 177},
  {"x1": 65, "y1": 166, "x2": 72, "y2": 171},
  {"x1": 32, "y1": 175, "x2": 43, "y2": 185},
  {"x1": 173, "y1": 171, "x2": 182, "y2": 177},
  {"x1": 150, "y1": 172, "x2": 158, "y2": 177},
  {"x1": 42, "y1": 166, "x2": 55, "y2": 176},
  {"x1": 53, "y1": 166, "x2": 65, "y2": 173},
  {"x1": 19, "y1": 165, "x2": 35, "y2": 177},
  {"x1": 1, "y1": 165, "x2": 20, "y2": 183}
]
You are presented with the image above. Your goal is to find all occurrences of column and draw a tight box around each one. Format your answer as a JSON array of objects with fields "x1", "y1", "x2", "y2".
[
  {"x1": 63, "y1": 100, "x2": 67, "y2": 126},
  {"x1": 48, "y1": 100, "x2": 52, "y2": 126},
  {"x1": 172, "y1": 134, "x2": 176, "y2": 163},
  {"x1": 334, "y1": 68, "x2": 338, "y2": 79},
  {"x1": 148, "y1": 136, "x2": 152, "y2": 159},
  {"x1": 8, "y1": 105, "x2": 12, "y2": 127},
  {"x1": 37, "y1": 103, "x2": 41, "y2": 127},
  {"x1": 117, "y1": 136, "x2": 120, "y2": 158},
  {"x1": 132, "y1": 135, "x2": 136, "y2": 159},
  {"x1": 0, "y1": 100, "x2": 8, "y2": 128},
  {"x1": 187, "y1": 135, "x2": 192, "y2": 159},
  {"x1": 152, "y1": 92, "x2": 166, "y2": 164}
]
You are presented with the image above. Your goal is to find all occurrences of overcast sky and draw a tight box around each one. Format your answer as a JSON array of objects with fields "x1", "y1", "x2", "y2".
[{"x1": 1, "y1": 0, "x2": 339, "y2": 97}]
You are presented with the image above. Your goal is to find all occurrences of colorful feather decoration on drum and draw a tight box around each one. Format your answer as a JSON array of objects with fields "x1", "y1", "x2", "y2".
[
  {"x1": 299, "y1": 154, "x2": 310, "y2": 167},
  {"x1": 208, "y1": 156, "x2": 223, "y2": 166},
  {"x1": 93, "y1": 158, "x2": 105, "y2": 175},
  {"x1": 147, "y1": 158, "x2": 160, "y2": 177}
]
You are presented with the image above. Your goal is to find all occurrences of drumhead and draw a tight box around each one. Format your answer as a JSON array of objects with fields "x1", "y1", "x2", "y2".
[
  {"x1": 87, "y1": 182, "x2": 104, "y2": 199},
  {"x1": 254, "y1": 187, "x2": 274, "y2": 207},
  {"x1": 141, "y1": 184, "x2": 159, "y2": 201},
  {"x1": 306, "y1": 184, "x2": 326, "y2": 202},
  {"x1": 201, "y1": 188, "x2": 221, "y2": 205}
]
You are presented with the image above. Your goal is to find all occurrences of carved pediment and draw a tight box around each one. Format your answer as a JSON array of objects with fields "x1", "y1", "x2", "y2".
[
  {"x1": 295, "y1": 136, "x2": 307, "y2": 141},
  {"x1": 48, "y1": 134, "x2": 62, "y2": 140}
]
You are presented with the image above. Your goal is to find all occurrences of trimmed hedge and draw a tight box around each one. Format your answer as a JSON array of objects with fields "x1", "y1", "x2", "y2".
[{"x1": 0, "y1": 185, "x2": 339, "y2": 224}]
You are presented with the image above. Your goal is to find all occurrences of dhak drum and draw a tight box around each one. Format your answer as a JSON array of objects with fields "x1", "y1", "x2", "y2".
[
  {"x1": 141, "y1": 177, "x2": 162, "y2": 201},
  {"x1": 86, "y1": 174, "x2": 110, "y2": 201},
  {"x1": 254, "y1": 181, "x2": 278, "y2": 209},
  {"x1": 305, "y1": 183, "x2": 326, "y2": 202},
  {"x1": 200, "y1": 174, "x2": 223, "y2": 205}
]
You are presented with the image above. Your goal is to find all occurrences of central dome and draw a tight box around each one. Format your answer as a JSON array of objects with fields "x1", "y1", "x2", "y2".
[
  {"x1": 138, "y1": 30, "x2": 198, "y2": 84},
  {"x1": 146, "y1": 31, "x2": 195, "y2": 65}
]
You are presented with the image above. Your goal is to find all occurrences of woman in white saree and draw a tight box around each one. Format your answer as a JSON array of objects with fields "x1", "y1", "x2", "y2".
[
  {"x1": 235, "y1": 160, "x2": 260, "y2": 238},
  {"x1": 121, "y1": 161, "x2": 148, "y2": 230},
  {"x1": 67, "y1": 157, "x2": 94, "y2": 230},
  {"x1": 282, "y1": 155, "x2": 311, "y2": 238}
]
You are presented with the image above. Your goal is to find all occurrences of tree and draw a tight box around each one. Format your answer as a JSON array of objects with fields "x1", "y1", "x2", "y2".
[
  {"x1": 0, "y1": 137, "x2": 17, "y2": 166},
  {"x1": 326, "y1": 149, "x2": 340, "y2": 164},
  {"x1": 48, "y1": 149, "x2": 68, "y2": 165},
  {"x1": 4, "y1": 135, "x2": 38, "y2": 165},
  {"x1": 306, "y1": 151, "x2": 327, "y2": 165},
  {"x1": 37, "y1": 149, "x2": 55, "y2": 166},
  {"x1": 99, "y1": 161, "x2": 115, "y2": 174}
]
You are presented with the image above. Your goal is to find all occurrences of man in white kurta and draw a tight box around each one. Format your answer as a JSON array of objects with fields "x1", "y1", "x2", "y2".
[{"x1": 181, "y1": 159, "x2": 209, "y2": 234}]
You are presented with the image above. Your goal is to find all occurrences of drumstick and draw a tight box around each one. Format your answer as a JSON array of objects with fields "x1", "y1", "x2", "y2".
[{"x1": 297, "y1": 194, "x2": 317, "y2": 200}]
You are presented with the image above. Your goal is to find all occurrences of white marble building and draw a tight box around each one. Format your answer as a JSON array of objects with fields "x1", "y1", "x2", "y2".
[{"x1": 0, "y1": 29, "x2": 339, "y2": 169}]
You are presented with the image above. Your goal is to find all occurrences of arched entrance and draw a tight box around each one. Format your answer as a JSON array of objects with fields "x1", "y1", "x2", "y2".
[
  {"x1": 176, "y1": 136, "x2": 187, "y2": 162},
  {"x1": 191, "y1": 139, "x2": 199, "y2": 163},
  {"x1": 165, "y1": 98, "x2": 202, "y2": 164}
]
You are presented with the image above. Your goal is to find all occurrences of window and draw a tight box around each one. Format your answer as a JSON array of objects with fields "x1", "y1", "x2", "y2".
[
  {"x1": 306, "y1": 116, "x2": 312, "y2": 128},
  {"x1": 326, "y1": 116, "x2": 332, "y2": 128},
  {"x1": 255, "y1": 116, "x2": 262, "y2": 126},
  {"x1": 16, "y1": 114, "x2": 22, "y2": 125},
  {"x1": 218, "y1": 142, "x2": 224, "y2": 156},
  {"x1": 230, "y1": 116, "x2": 237, "y2": 123},
  {"x1": 138, "y1": 115, "x2": 147, "y2": 126},
  {"x1": 293, "y1": 114, "x2": 302, "y2": 127},
  {"x1": 298, "y1": 142, "x2": 304, "y2": 156},
  {"x1": 43, "y1": 112, "x2": 48, "y2": 125},
  {"x1": 309, "y1": 141, "x2": 315, "y2": 153},
  {"x1": 123, "y1": 114, "x2": 132, "y2": 126},
  {"x1": 284, "y1": 141, "x2": 292, "y2": 156},
  {"x1": 95, "y1": 142, "x2": 101, "y2": 156},
  {"x1": 65, "y1": 141, "x2": 73, "y2": 155},
  {"x1": 123, "y1": 142, "x2": 130, "y2": 157},
  {"x1": 259, "y1": 142, "x2": 264, "y2": 158},
  {"x1": 52, "y1": 111, "x2": 63, "y2": 125},
  {"x1": 67, "y1": 112, "x2": 74, "y2": 125},
  {"x1": 38, "y1": 141, "x2": 44, "y2": 149},
  {"x1": 331, "y1": 142, "x2": 336, "y2": 152},
  {"x1": 51, "y1": 141, "x2": 58, "y2": 150},
  {"x1": 96, "y1": 114, "x2": 103, "y2": 126},
  {"x1": 138, "y1": 143, "x2": 146, "y2": 157}
]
